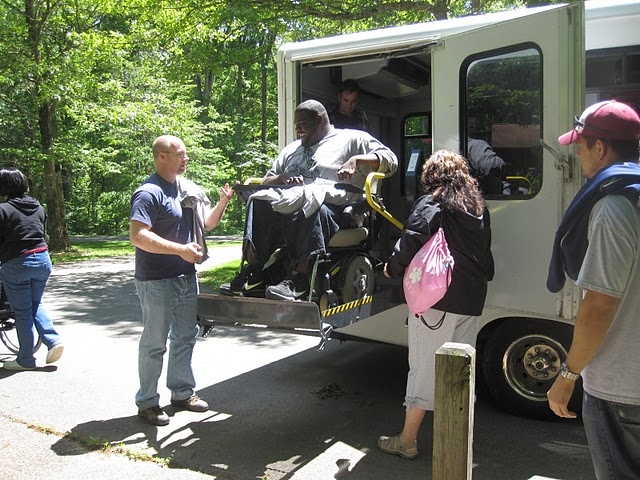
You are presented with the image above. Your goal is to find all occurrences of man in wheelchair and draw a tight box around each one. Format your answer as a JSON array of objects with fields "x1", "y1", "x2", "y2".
[{"x1": 220, "y1": 99, "x2": 397, "y2": 302}]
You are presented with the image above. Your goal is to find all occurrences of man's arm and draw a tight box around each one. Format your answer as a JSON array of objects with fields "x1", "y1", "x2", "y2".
[
  {"x1": 547, "y1": 289, "x2": 619, "y2": 418},
  {"x1": 337, "y1": 153, "x2": 380, "y2": 180},
  {"x1": 348, "y1": 135, "x2": 398, "y2": 178},
  {"x1": 130, "y1": 220, "x2": 203, "y2": 264}
]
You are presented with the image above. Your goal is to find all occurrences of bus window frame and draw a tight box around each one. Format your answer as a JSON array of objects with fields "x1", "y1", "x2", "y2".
[{"x1": 459, "y1": 42, "x2": 544, "y2": 201}]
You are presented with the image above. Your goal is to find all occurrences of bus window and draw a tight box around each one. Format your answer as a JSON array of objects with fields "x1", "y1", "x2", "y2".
[
  {"x1": 462, "y1": 45, "x2": 543, "y2": 199},
  {"x1": 401, "y1": 112, "x2": 432, "y2": 202},
  {"x1": 586, "y1": 47, "x2": 640, "y2": 111}
]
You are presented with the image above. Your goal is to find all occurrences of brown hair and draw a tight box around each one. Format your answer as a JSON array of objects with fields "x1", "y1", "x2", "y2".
[{"x1": 420, "y1": 149, "x2": 485, "y2": 216}]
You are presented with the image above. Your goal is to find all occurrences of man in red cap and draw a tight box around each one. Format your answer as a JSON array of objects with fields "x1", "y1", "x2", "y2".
[{"x1": 547, "y1": 100, "x2": 640, "y2": 479}]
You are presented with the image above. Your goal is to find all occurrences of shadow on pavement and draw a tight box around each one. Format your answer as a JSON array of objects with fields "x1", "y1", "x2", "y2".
[
  {"x1": 54, "y1": 341, "x2": 414, "y2": 480},
  {"x1": 37, "y1": 251, "x2": 593, "y2": 480},
  {"x1": 51, "y1": 336, "x2": 593, "y2": 480}
]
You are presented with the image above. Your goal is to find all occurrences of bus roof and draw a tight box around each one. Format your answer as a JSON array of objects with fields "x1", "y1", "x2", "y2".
[{"x1": 278, "y1": 0, "x2": 640, "y2": 63}]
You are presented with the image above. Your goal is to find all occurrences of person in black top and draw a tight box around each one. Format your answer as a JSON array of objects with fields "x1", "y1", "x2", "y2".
[
  {"x1": 467, "y1": 138, "x2": 506, "y2": 195},
  {"x1": 0, "y1": 168, "x2": 63, "y2": 370},
  {"x1": 378, "y1": 150, "x2": 493, "y2": 460},
  {"x1": 327, "y1": 79, "x2": 369, "y2": 131}
]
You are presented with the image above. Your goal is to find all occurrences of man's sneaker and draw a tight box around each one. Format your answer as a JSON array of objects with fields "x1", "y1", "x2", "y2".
[
  {"x1": 219, "y1": 265, "x2": 254, "y2": 296},
  {"x1": 171, "y1": 395, "x2": 209, "y2": 412},
  {"x1": 241, "y1": 270, "x2": 266, "y2": 297},
  {"x1": 138, "y1": 405, "x2": 170, "y2": 426},
  {"x1": 266, "y1": 272, "x2": 309, "y2": 301}
]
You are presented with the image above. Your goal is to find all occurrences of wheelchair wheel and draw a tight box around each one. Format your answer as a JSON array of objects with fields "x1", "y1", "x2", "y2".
[
  {"x1": 340, "y1": 255, "x2": 375, "y2": 303},
  {"x1": 0, "y1": 318, "x2": 43, "y2": 355}
]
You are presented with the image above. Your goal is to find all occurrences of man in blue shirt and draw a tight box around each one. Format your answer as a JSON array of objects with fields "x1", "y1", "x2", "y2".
[{"x1": 130, "y1": 135, "x2": 233, "y2": 426}]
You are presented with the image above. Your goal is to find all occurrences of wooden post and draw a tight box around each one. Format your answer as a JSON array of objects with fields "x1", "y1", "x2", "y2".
[{"x1": 432, "y1": 342, "x2": 476, "y2": 480}]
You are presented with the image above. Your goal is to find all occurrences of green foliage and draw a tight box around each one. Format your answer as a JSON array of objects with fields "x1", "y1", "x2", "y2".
[{"x1": 0, "y1": 0, "x2": 560, "y2": 236}]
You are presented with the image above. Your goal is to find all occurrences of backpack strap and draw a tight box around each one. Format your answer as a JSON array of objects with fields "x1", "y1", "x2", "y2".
[{"x1": 419, "y1": 310, "x2": 446, "y2": 330}]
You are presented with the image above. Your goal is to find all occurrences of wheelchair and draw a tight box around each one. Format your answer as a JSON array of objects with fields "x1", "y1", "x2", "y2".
[
  {"x1": 198, "y1": 172, "x2": 402, "y2": 348},
  {"x1": 233, "y1": 172, "x2": 400, "y2": 309}
]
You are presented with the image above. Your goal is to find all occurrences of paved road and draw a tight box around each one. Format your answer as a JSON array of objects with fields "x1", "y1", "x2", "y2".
[{"x1": 0, "y1": 245, "x2": 596, "y2": 479}]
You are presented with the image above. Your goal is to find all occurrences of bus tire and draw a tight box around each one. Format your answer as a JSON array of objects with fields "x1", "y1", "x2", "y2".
[{"x1": 480, "y1": 318, "x2": 583, "y2": 420}]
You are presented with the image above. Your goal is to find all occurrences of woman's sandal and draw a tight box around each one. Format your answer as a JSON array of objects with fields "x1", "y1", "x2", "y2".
[{"x1": 377, "y1": 434, "x2": 419, "y2": 460}]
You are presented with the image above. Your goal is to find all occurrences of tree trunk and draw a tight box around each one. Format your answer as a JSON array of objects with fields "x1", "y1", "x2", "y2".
[
  {"x1": 434, "y1": 0, "x2": 450, "y2": 20},
  {"x1": 261, "y1": 63, "x2": 268, "y2": 143},
  {"x1": 260, "y1": 30, "x2": 275, "y2": 145},
  {"x1": 39, "y1": 100, "x2": 70, "y2": 252}
]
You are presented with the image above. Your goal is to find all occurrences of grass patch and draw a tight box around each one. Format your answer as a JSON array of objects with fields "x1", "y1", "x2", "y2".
[
  {"x1": 50, "y1": 239, "x2": 241, "y2": 265},
  {"x1": 198, "y1": 260, "x2": 242, "y2": 291},
  {"x1": 27, "y1": 423, "x2": 172, "y2": 466},
  {"x1": 50, "y1": 241, "x2": 135, "y2": 264}
]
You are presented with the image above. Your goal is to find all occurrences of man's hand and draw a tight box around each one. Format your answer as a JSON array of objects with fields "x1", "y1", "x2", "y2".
[
  {"x1": 180, "y1": 242, "x2": 204, "y2": 264},
  {"x1": 383, "y1": 263, "x2": 391, "y2": 278},
  {"x1": 281, "y1": 174, "x2": 304, "y2": 185},
  {"x1": 337, "y1": 157, "x2": 358, "y2": 180},
  {"x1": 220, "y1": 183, "x2": 234, "y2": 202},
  {"x1": 547, "y1": 376, "x2": 578, "y2": 419}
]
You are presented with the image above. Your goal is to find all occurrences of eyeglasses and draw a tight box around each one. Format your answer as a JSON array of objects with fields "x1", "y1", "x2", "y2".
[
  {"x1": 573, "y1": 116, "x2": 610, "y2": 136},
  {"x1": 160, "y1": 151, "x2": 189, "y2": 159}
]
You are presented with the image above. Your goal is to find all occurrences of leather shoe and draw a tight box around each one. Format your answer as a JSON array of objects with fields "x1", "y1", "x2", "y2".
[
  {"x1": 171, "y1": 395, "x2": 209, "y2": 412},
  {"x1": 138, "y1": 405, "x2": 169, "y2": 426}
]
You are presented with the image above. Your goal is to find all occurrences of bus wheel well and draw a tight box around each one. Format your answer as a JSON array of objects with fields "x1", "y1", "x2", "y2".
[{"x1": 476, "y1": 317, "x2": 582, "y2": 420}]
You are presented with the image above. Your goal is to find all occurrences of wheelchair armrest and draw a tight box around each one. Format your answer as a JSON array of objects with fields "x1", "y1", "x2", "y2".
[{"x1": 243, "y1": 177, "x2": 262, "y2": 185}]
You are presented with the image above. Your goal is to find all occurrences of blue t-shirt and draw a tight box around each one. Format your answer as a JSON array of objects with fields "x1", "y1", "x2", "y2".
[{"x1": 130, "y1": 173, "x2": 195, "y2": 281}]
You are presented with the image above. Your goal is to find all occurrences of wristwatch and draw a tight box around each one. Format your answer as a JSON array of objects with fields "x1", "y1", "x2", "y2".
[{"x1": 559, "y1": 362, "x2": 580, "y2": 381}]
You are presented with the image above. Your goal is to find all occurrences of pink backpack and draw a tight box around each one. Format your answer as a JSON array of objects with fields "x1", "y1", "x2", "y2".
[{"x1": 403, "y1": 227, "x2": 454, "y2": 328}]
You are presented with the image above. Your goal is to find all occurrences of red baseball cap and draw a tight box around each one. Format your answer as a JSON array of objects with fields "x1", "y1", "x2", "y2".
[{"x1": 558, "y1": 100, "x2": 640, "y2": 146}]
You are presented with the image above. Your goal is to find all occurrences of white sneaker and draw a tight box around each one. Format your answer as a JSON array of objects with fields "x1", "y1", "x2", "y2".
[
  {"x1": 46, "y1": 344, "x2": 64, "y2": 364},
  {"x1": 2, "y1": 360, "x2": 36, "y2": 371}
]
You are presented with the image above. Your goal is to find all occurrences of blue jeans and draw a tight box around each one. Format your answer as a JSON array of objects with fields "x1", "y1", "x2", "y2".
[
  {"x1": 582, "y1": 391, "x2": 640, "y2": 479},
  {"x1": 134, "y1": 274, "x2": 199, "y2": 410},
  {"x1": 0, "y1": 251, "x2": 60, "y2": 368}
]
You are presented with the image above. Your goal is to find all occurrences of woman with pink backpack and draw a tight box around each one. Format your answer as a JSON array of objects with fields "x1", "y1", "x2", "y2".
[{"x1": 378, "y1": 149, "x2": 494, "y2": 460}]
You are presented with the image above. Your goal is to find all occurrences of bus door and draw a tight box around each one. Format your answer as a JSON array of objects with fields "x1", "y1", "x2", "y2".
[{"x1": 431, "y1": 3, "x2": 585, "y2": 321}]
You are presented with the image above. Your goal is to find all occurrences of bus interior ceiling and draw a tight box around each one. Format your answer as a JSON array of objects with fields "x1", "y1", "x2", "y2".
[{"x1": 300, "y1": 52, "x2": 432, "y2": 230}]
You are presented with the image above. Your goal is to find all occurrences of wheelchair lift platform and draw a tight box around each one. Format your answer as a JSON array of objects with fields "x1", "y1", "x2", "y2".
[
  {"x1": 198, "y1": 294, "x2": 321, "y2": 330},
  {"x1": 197, "y1": 293, "x2": 374, "y2": 344}
]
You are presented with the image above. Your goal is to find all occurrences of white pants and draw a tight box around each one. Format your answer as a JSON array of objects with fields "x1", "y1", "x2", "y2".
[{"x1": 404, "y1": 309, "x2": 478, "y2": 411}]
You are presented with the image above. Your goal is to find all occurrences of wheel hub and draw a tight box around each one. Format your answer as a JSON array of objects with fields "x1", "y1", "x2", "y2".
[
  {"x1": 502, "y1": 334, "x2": 567, "y2": 401},
  {"x1": 522, "y1": 345, "x2": 561, "y2": 379}
]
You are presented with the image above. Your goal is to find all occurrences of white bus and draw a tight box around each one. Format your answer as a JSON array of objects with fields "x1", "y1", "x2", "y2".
[{"x1": 198, "y1": 0, "x2": 640, "y2": 418}]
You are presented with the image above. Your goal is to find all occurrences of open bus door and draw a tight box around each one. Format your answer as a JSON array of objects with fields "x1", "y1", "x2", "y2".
[
  {"x1": 427, "y1": 2, "x2": 585, "y2": 418},
  {"x1": 198, "y1": 2, "x2": 586, "y2": 418}
]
